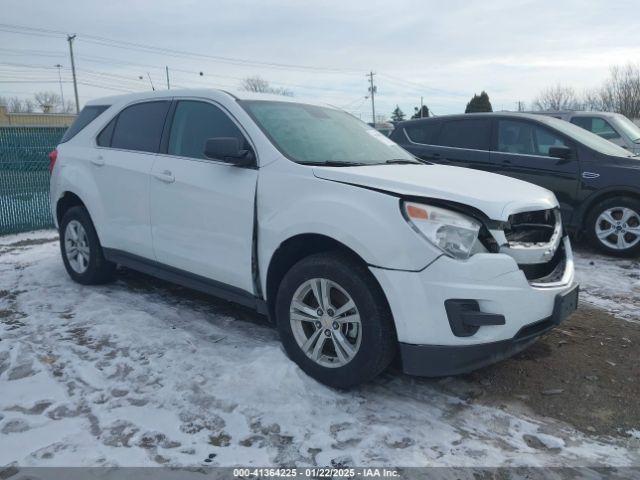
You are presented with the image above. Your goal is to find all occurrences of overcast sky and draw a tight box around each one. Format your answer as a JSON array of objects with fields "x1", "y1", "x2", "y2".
[{"x1": 1, "y1": 0, "x2": 639, "y2": 119}]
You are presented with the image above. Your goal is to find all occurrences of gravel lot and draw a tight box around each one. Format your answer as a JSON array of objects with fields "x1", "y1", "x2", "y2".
[{"x1": 0, "y1": 231, "x2": 638, "y2": 468}]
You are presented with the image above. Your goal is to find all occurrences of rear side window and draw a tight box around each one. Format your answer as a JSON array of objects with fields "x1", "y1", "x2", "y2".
[
  {"x1": 404, "y1": 122, "x2": 441, "y2": 144},
  {"x1": 60, "y1": 105, "x2": 109, "y2": 143},
  {"x1": 167, "y1": 100, "x2": 248, "y2": 159},
  {"x1": 110, "y1": 101, "x2": 170, "y2": 153},
  {"x1": 434, "y1": 119, "x2": 491, "y2": 150}
]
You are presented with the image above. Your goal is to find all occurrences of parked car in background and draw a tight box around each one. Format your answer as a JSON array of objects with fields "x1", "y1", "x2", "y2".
[
  {"x1": 368, "y1": 121, "x2": 395, "y2": 137},
  {"x1": 532, "y1": 111, "x2": 640, "y2": 155},
  {"x1": 391, "y1": 113, "x2": 640, "y2": 256},
  {"x1": 50, "y1": 90, "x2": 577, "y2": 388}
]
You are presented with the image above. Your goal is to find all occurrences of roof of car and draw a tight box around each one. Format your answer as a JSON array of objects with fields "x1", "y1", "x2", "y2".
[
  {"x1": 396, "y1": 112, "x2": 549, "y2": 126},
  {"x1": 85, "y1": 88, "x2": 334, "y2": 108}
]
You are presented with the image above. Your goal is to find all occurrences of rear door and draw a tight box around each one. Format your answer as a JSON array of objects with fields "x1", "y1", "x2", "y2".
[
  {"x1": 397, "y1": 118, "x2": 494, "y2": 170},
  {"x1": 490, "y1": 118, "x2": 579, "y2": 221},
  {"x1": 149, "y1": 99, "x2": 258, "y2": 292},
  {"x1": 94, "y1": 100, "x2": 171, "y2": 258},
  {"x1": 429, "y1": 118, "x2": 494, "y2": 170}
]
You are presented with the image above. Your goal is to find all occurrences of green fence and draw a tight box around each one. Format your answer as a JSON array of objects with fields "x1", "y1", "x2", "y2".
[{"x1": 0, "y1": 127, "x2": 66, "y2": 235}]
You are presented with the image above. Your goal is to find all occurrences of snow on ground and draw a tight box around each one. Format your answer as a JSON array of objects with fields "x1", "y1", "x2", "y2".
[
  {"x1": 0, "y1": 231, "x2": 638, "y2": 467},
  {"x1": 574, "y1": 245, "x2": 640, "y2": 324}
]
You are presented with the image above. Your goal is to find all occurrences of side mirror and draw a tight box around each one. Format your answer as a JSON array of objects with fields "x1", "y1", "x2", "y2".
[
  {"x1": 204, "y1": 137, "x2": 254, "y2": 166},
  {"x1": 548, "y1": 146, "x2": 572, "y2": 160}
]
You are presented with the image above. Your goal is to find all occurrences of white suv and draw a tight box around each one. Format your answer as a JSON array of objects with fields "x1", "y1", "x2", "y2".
[{"x1": 50, "y1": 89, "x2": 578, "y2": 388}]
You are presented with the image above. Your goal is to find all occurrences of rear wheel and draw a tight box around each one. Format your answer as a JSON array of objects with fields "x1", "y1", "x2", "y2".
[
  {"x1": 586, "y1": 197, "x2": 640, "y2": 257},
  {"x1": 275, "y1": 252, "x2": 396, "y2": 389},
  {"x1": 60, "y1": 206, "x2": 116, "y2": 284}
]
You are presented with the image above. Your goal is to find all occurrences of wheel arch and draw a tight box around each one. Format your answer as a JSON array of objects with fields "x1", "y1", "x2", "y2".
[
  {"x1": 577, "y1": 187, "x2": 640, "y2": 231},
  {"x1": 56, "y1": 191, "x2": 87, "y2": 226},
  {"x1": 264, "y1": 233, "x2": 393, "y2": 325}
]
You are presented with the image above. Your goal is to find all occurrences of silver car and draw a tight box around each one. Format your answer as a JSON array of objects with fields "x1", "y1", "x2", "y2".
[{"x1": 533, "y1": 111, "x2": 640, "y2": 154}]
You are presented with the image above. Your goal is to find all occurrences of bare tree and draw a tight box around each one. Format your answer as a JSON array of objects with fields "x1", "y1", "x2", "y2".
[
  {"x1": 34, "y1": 91, "x2": 62, "y2": 113},
  {"x1": 532, "y1": 84, "x2": 580, "y2": 111},
  {"x1": 596, "y1": 64, "x2": 640, "y2": 119},
  {"x1": 240, "y1": 76, "x2": 293, "y2": 97},
  {"x1": 6, "y1": 96, "x2": 34, "y2": 113}
]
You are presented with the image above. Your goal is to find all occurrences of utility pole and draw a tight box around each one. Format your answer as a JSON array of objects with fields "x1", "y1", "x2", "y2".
[
  {"x1": 165, "y1": 66, "x2": 170, "y2": 90},
  {"x1": 54, "y1": 64, "x2": 65, "y2": 108},
  {"x1": 420, "y1": 96, "x2": 424, "y2": 118},
  {"x1": 367, "y1": 71, "x2": 376, "y2": 125},
  {"x1": 66, "y1": 35, "x2": 80, "y2": 114}
]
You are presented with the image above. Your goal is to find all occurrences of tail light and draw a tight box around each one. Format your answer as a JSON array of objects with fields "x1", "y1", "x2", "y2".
[{"x1": 48, "y1": 149, "x2": 58, "y2": 173}]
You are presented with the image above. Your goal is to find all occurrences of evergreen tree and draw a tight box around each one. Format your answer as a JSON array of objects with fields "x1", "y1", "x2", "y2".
[
  {"x1": 465, "y1": 91, "x2": 493, "y2": 113},
  {"x1": 411, "y1": 105, "x2": 430, "y2": 119},
  {"x1": 390, "y1": 105, "x2": 405, "y2": 122}
]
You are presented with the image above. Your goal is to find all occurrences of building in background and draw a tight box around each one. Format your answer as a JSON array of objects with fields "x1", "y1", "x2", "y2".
[{"x1": 0, "y1": 105, "x2": 75, "y2": 127}]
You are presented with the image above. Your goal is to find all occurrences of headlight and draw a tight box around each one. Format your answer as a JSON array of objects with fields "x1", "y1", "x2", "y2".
[{"x1": 402, "y1": 201, "x2": 481, "y2": 260}]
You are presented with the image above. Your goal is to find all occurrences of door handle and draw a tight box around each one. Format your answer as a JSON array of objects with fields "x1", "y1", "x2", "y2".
[
  {"x1": 153, "y1": 170, "x2": 175, "y2": 183},
  {"x1": 90, "y1": 155, "x2": 104, "y2": 166}
]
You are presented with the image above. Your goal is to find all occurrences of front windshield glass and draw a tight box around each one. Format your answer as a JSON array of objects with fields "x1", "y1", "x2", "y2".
[
  {"x1": 240, "y1": 100, "x2": 416, "y2": 165},
  {"x1": 614, "y1": 115, "x2": 640, "y2": 143},
  {"x1": 540, "y1": 116, "x2": 633, "y2": 157}
]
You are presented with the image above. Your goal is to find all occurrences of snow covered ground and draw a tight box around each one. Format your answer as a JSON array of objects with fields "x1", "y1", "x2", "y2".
[{"x1": 0, "y1": 230, "x2": 638, "y2": 468}]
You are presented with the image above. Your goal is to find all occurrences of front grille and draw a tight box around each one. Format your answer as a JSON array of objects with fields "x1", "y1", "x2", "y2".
[
  {"x1": 505, "y1": 209, "x2": 557, "y2": 244},
  {"x1": 489, "y1": 207, "x2": 570, "y2": 286}
]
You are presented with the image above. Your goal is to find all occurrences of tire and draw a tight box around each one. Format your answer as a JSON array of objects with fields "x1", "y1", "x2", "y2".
[
  {"x1": 59, "y1": 206, "x2": 116, "y2": 284},
  {"x1": 275, "y1": 251, "x2": 396, "y2": 389},
  {"x1": 585, "y1": 196, "x2": 640, "y2": 257}
]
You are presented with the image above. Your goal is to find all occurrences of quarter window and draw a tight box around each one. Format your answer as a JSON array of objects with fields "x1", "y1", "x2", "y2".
[
  {"x1": 110, "y1": 101, "x2": 171, "y2": 153},
  {"x1": 570, "y1": 116, "x2": 620, "y2": 140},
  {"x1": 168, "y1": 101, "x2": 247, "y2": 160},
  {"x1": 60, "y1": 105, "x2": 110, "y2": 143},
  {"x1": 434, "y1": 119, "x2": 491, "y2": 150},
  {"x1": 498, "y1": 120, "x2": 568, "y2": 156}
]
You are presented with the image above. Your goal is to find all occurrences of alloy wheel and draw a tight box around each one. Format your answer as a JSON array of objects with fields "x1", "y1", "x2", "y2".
[
  {"x1": 65, "y1": 220, "x2": 90, "y2": 273},
  {"x1": 595, "y1": 207, "x2": 640, "y2": 251},
  {"x1": 289, "y1": 278, "x2": 362, "y2": 368}
]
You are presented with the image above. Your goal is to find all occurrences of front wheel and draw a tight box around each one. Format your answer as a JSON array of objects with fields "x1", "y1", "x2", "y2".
[
  {"x1": 585, "y1": 197, "x2": 640, "y2": 257},
  {"x1": 275, "y1": 252, "x2": 396, "y2": 389}
]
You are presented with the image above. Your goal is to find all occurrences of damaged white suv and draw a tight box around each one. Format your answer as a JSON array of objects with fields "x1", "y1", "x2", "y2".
[{"x1": 50, "y1": 89, "x2": 578, "y2": 388}]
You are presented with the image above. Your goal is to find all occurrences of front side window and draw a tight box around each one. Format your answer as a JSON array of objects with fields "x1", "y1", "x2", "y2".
[
  {"x1": 240, "y1": 101, "x2": 415, "y2": 166},
  {"x1": 571, "y1": 116, "x2": 620, "y2": 140},
  {"x1": 168, "y1": 101, "x2": 247, "y2": 159},
  {"x1": 110, "y1": 101, "x2": 170, "y2": 153},
  {"x1": 434, "y1": 119, "x2": 491, "y2": 150},
  {"x1": 498, "y1": 120, "x2": 567, "y2": 156},
  {"x1": 60, "y1": 105, "x2": 110, "y2": 143}
]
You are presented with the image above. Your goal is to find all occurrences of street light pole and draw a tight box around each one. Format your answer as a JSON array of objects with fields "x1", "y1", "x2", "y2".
[{"x1": 54, "y1": 64, "x2": 65, "y2": 108}]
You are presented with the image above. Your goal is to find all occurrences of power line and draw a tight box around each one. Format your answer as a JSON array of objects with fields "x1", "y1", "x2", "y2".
[{"x1": 0, "y1": 23, "x2": 362, "y2": 74}]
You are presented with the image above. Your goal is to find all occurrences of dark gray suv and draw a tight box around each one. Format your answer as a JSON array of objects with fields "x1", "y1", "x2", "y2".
[{"x1": 390, "y1": 113, "x2": 640, "y2": 256}]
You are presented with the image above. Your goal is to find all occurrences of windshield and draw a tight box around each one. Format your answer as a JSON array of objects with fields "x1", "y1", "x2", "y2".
[
  {"x1": 614, "y1": 115, "x2": 640, "y2": 143},
  {"x1": 240, "y1": 100, "x2": 416, "y2": 165},
  {"x1": 540, "y1": 116, "x2": 633, "y2": 157}
]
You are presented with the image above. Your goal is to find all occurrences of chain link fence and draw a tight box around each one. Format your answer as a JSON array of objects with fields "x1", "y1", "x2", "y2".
[{"x1": 0, "y1": 126, "x2": 66, "y2": 235}]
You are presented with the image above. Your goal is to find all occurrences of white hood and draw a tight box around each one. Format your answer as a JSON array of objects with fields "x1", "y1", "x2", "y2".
[{"x1": 313, "y1": 164, "x2": 558, "y2": 221}]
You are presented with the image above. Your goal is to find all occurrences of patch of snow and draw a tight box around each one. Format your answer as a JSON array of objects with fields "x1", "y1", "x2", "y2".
[
  {"x1": 0, "y1": 234, "x2": 638, "y2": 467},
  {"x1": 573, "y1": 247, "x2": 640, "y2": 324}
]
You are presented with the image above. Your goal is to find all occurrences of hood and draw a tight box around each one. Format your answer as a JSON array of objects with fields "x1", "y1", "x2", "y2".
[{"x1": 313, "y1": 164, "x2": 558, "y2": 221}]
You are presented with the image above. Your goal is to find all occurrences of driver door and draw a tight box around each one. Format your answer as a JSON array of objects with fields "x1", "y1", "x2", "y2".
[{"x1": 149, "y1": 99, "x2": 258, "y2": 293}]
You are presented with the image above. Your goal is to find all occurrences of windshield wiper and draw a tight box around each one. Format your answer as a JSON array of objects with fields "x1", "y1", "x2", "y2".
[
  {"x1": 384, "y1": 158, "x2": 424, "y2": 165},
  {"x1": 303, "y1": 160, "x2": 368, "y2": 167}
]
